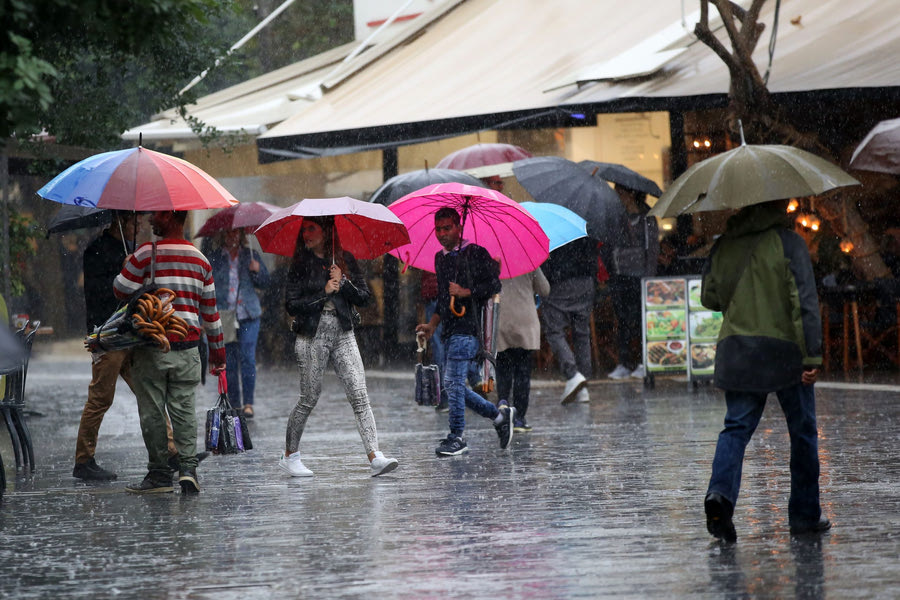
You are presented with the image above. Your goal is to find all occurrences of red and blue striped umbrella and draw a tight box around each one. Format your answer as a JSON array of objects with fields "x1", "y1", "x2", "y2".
[{"x1": 36, "y1": 146, "x2": 237, "y2": 211}]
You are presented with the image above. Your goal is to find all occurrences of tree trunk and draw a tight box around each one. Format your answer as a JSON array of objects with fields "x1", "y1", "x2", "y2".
[{"x1": 697, "y1": 0, "x2": 890, "y2": 280}]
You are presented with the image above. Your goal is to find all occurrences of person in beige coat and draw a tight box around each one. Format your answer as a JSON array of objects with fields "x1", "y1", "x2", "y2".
[{"x1": 495, "y1": 267, "x2": 550, "y2": 432}]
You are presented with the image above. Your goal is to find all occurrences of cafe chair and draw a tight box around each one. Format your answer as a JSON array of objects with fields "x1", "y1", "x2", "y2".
[{"x1": 1, "y1": 321, "x2": 39, "y2": 473}]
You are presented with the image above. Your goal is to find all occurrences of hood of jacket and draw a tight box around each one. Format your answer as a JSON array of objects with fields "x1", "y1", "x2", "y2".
[{"x1": 722, "y1": 201, "x2": 793, "y2": 239}]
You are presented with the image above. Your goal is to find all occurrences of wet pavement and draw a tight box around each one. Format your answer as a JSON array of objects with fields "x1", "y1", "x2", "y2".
[{"x1": 1, "y1": 345, "x2": 899, "y2": 599}]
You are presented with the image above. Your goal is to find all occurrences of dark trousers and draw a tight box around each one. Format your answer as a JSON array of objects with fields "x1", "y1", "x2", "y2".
[
  {"x1": 707, "y1": 383, "x2": 822, "y2": 528},
  {"x1": 496, "y1": 348, "x2": 534, "y2": 421},
  {"x1": 609, "y1": 275, "x2": 642, "y2": 367}
]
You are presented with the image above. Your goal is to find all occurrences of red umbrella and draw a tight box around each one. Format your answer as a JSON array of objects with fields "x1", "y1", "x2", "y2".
[
  {"x1": 195, "y1": 202, "x2": 280, "y2": 237},
  {"x1": 436, "y1": 143, "x2": 532, "y2": 170},
  {"x1": 254, "y1": 197, "x2": 410, "y2": 259}
]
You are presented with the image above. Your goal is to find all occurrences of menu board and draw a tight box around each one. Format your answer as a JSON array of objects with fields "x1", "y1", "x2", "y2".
[
  {"x1": 642, "y1": 276, "x2": 722, "y2": 379},
  {"x1": 643, "y1": 279, "x2": 688, "y2": 373}
]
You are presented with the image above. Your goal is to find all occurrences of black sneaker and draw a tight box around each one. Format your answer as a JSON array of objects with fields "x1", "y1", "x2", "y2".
[
  {"x1": 435, "y1": 434, "x2": 468, "y2": 456},
  {"x1": 178, "y1": 468, "x2": 201, "y2": 494},
  {"x1": 705, "y1": 492, "x2": 737, "y2": 543},
  {"x1": 73, "y1": 458, "x2": 117, "y2": 481},
  {"x1": 125, "y1": 472, "x2": 174, "y2": 494},
  {"x1": 168, "y1": 451, "x2": 210, "y2": 473},
  {"x1": 494, "y1": 405, "x2": 515, "y2": 449},
  {"x1": 789, "y1": 516, "x2": 832, "y2": 535}
]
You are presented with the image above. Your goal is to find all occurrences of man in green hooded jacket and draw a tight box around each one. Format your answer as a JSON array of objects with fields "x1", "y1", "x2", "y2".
[{"x1": 701, "y1": 199, "x2": 830, "y2": 542}]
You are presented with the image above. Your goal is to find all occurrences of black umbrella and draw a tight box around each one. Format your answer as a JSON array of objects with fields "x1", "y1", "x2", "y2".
[
  {"x1": 578, "y1": 160, "x2": 664, "y2": 197},
  {"x1": 45, "y1": 205, "x2": 111, "y2": 236},
  {"x1": 369, "y1": 168, "x2": 483, "y2": 206},
  {"x1": 512, "y1": 156, "x2": 626, "y2": 242}
]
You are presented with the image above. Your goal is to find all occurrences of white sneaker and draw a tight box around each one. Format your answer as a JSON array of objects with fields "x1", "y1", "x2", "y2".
[
  {"x1": 575, "y1": 387, "x2": 590, "y2": 403},
  {"x1": 608, "y1": 364, "x2": 631, "y2": 379},
  {"x1": 561, "y1": 372, "x2": 587, "y2": 404},
  {"x1": 370, "y1": 451, "x2": 399, "y2": 477},
  {"x1": 278, "y1": 453, "x2": 313, "y2": 477},
  {"x1": 630, "y1": 365, "x2": 646, "y2": 379}
]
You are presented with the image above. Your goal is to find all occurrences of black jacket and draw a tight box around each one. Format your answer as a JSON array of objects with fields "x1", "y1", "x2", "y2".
[
  {"x1": 285, "y1": 249, "x2": 371, "y2": 337},
  {"x1": 83, "y1": 230, "x2": 129, "y2": 333},
  {"x1": 435, "y1": 243, "x2": 501, "y2": 340}
]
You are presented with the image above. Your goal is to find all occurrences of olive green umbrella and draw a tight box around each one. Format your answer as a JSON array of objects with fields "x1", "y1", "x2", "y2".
[{"x1": 649, "y1": 141, "x2": 860, "y2": 218}]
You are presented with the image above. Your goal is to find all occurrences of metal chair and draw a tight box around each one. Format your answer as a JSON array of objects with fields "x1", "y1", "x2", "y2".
[{"x1": 1, "y1": 321, "x2": 39, "y2": 473}]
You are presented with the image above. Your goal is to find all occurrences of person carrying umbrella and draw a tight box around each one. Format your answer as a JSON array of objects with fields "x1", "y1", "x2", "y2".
[
  {"x1": 606, "y1": 184, "x2": 660, "y2": 380},
  {"x1": 701, "y1": 199, "x2": 829, "y2": 542},
  {"x1": 415, "y1": 207, "x2": 515, "y2": 456},
  {"x1": 208, "y1": 228, "x2": 270, "y2": 418},
  {"x1": 114, "y1": 211, "x2": 227, "y2": 494},
  {"x1": 279, "y1": 215, "x2": 399, "y2": 477}
]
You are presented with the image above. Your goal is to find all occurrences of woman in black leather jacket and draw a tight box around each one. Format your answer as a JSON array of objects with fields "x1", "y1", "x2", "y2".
[{"x1": 278, "y1": 216, "x2": 398, "y2": 478}]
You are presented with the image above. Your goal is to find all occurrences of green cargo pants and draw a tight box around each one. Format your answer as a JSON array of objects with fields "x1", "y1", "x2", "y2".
[{"x1": 130, "y1": 345, "x2": 202, "y2": 474}]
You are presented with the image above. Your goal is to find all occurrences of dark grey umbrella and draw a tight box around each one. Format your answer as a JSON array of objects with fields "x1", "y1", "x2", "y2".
[
  {"x1": 369, "y1": 168, "x2": 483, "y2": 206},
  {"x1": 512, "y1": 156, "x2": 625, "y2": 242},
  {"x1": 0, "y1": 326, "x2": 25, "y2": 375},
  {"x1": 45, "y1": 205, "x2": 111, "y2": 236},
  {"x1": 578, "y1": 160, "x2": 664, "y2": 197}
]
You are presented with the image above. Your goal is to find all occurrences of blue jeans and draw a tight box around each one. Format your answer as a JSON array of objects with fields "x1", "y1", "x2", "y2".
[
  {"x1": 427, "y1": 300, "x2": 482, "y2": 398},
  {"x1": 225, "y1": 317, "x2": 260, "y2": 407},
  {"x1": 444, "y1": 334, "x2": 499, "y2": 436},
  {"x1": 707, "y1": 383, "x2": 821, "y2": 527}
]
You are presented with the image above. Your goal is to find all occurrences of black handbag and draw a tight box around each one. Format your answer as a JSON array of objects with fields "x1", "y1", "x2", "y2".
[{"x1": 414, "y1": 333, "x2": 441, "y2": 406}]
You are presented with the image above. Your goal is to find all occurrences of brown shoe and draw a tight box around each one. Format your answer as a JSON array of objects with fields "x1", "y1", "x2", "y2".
[{"x1": 242, "y1": 405, "x2": 254, "y2": 419}]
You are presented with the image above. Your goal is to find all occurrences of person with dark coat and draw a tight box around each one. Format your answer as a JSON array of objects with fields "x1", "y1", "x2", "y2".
[
  {"x1": 72, "y1": 212, "x2": 142, "y2": 481},
  {"x1": 279, "y1": 216, "x2": 398, "y2": 478},
  {"x1": 540, "y1": 236, "x2": 597, "y2": 403},
  {"x1": 416, "y1": 207, "x2": 513, "y2": 456},
  {"x1": 606, "y1": 185, "x2": 659, "y2": 380},
  {"x1": 701, "y1": 199, "x2": 830, "y2": 542}
]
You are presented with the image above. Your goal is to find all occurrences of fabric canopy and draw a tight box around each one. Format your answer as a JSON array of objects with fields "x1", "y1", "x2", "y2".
[{"x1": 256, "y1": 0, "x2": 900, "y2": 161}]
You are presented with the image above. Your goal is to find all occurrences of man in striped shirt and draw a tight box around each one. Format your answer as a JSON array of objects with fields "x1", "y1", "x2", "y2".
[{"x1": 114, "y1": 210, "x2": 226, "y2": 495}]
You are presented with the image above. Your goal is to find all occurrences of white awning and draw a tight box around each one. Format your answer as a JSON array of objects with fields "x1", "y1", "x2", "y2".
[{"x1": 256, "y1": 0, "x2": 900, "y2": 161}]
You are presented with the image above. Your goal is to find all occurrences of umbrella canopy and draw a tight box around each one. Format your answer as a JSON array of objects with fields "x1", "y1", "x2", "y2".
[
  {"x1": 369, "y1": 168, "x2": 482, "y2": 206},
  {"x1": 195, "y1": 202, "x2": 280, "y2": 237},
  {"x1": 518, "y1": 202, "x2": 588, "y2": 252},
  {"x1": 387, "y1": 182, "x2": 549, "y2": 279},
  {"x1": 578, "y1": 161, "x2": 663, "y2": 197},
  {"x1": 849, "y1": 116, "x2": 900, "y2": 173},
  {"x1": 436, "y1": 143, "x2": 533, "y2": 170},
  {"x1": 254, "y1": 197, "x2": 410, "y2": 259},
  {"x1": 512, "y1": 156, "x2": 625, "y2": 242},
  {"x1": 36, "y1": 146, "x2": 238, "y2": 211},
  {"x1": 45, "y1": 205, "x2": 111, "y2": 236},
  {"x1": 648, "y1": 143, "x2": 860, "y2": 218}
]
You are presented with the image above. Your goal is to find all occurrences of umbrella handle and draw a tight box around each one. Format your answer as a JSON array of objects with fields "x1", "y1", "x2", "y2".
[{"x1": 450, "y1": 296, "x2": 466, "y2": 317}]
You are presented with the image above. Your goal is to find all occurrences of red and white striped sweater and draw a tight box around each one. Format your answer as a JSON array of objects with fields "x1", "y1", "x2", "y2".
[{"x1": 114, "y1": 239, "x2": 225, "y2": 364}]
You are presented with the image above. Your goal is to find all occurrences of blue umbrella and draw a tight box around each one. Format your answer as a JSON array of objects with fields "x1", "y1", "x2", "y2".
[{"x1": 519, "y1": 202, "x2": 588, "y2": 252}]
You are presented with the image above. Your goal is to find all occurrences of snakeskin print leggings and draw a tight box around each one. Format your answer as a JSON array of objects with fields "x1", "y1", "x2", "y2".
[{"x1": 285, "y1": 312, "x2": 380, "y2": 455}]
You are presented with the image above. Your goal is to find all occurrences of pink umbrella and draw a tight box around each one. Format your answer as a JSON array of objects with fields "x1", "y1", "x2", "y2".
[
  {"x1": 195, "y1": 202, "x2": 280, "y2": 237},
  {"x1": 435, "y1": 143, "x2": 532, "y2": 170},
  {"x1": 387, "y1": 182, "x2": 549, "y2": 279},
  {"x1": 254, "y1": 197, "x2": 410, "y2": 259}
]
